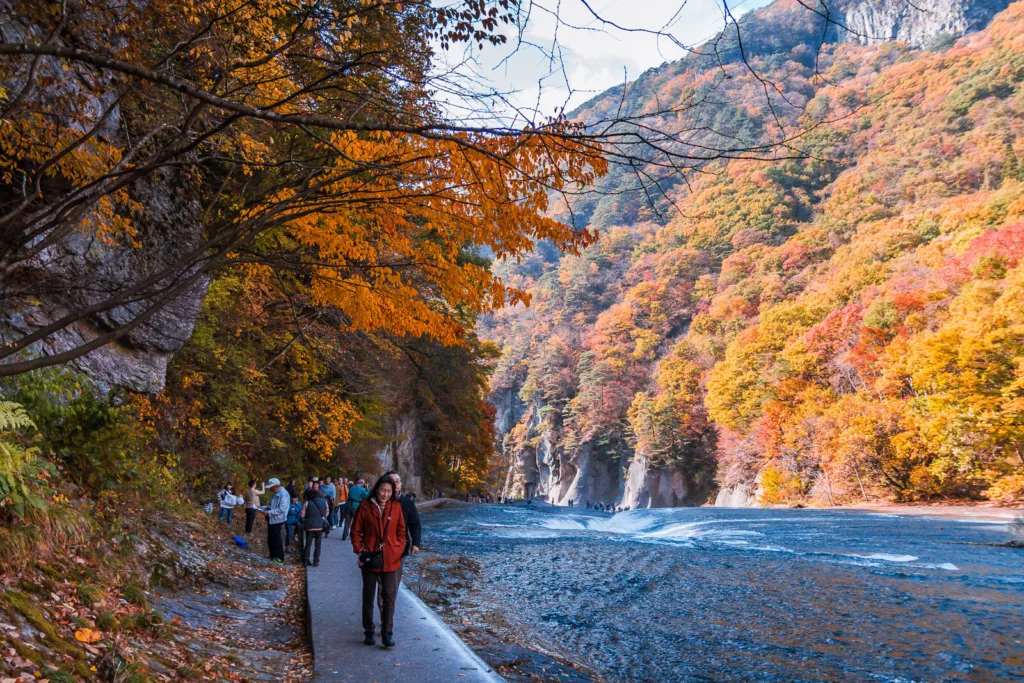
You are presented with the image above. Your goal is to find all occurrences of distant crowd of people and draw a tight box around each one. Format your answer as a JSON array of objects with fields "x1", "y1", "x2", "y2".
[
  {"x1": 483, "y1": 494, "x2": 629, "y2": 512},
  {"x1": 585, "y1": 500, "x2": 629, "y2": 513}
]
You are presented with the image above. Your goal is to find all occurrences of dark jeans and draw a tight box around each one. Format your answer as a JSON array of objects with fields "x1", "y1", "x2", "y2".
[
  {"x1": 303, "y1": 529, "x2": 323, "y2": 565},
  {"x1": 341, "y1": 507, "x2": 354, "y2": 540},
  {"x1": 245, "y1": 508, "x2": 258, "y2": 534},
  {"x1": 267, "y1": 522, "x2": 285, "y2": 561},
  {"x1": 218, "y1": 507, "x2": 233, "y2": 524},
  {"x1": 285, "y1": 522, "x2": 299, "y2": 550},
  {"x1": 330, "y1": 504, "x2": 341, "y2": 528},
  {"x1": 361, "y1": 568, "x2": 399, "y2": 635}
]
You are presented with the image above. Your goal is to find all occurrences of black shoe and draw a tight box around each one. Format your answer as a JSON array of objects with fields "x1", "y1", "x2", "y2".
[
  {"x1": 382, "y1": 632, "x2": 394, "y2": 648},
  {"x1": 313, "y1": 560, "x2": 319, "y2": 567},
  {"x1": 305, "y1": 560, "x2": 313, "y2": 567},
  {"x1": 363, "y1": 631, "x2": 375, "y2": 646}
]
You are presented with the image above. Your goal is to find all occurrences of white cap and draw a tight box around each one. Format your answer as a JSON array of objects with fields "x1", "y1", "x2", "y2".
[{"x1": 267, "y1": 478, "x2": 281, "y2": 486}]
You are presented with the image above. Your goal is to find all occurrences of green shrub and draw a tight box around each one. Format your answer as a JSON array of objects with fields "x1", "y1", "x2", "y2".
[
  {"x1": 96, "y1": 611, "x2": 117, "y2": 631},
  {"x1": 77, "y1": 582, "x2": 104, "y2": 608},
  {"x1": 121, "y1": 583, "x2": 149, "y2": 609}
]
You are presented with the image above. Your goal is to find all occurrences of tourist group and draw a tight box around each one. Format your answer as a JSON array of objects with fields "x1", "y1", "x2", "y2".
[{"x1": 216, "y1": 471, "x2": 422, "y2": 649}]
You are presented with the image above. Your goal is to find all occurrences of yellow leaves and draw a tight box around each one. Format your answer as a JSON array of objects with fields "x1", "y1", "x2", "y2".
[
  {"x1": 292, "y1": 393, "x2": 360, "y2": 461},
  {"x1": 74, "y1": 628, "x2": 102, "y2": 643}
]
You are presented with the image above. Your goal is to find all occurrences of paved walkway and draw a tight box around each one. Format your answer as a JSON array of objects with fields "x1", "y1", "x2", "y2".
[{"x1": 306, "y1": 527, "x2": 503, "y2": 682}]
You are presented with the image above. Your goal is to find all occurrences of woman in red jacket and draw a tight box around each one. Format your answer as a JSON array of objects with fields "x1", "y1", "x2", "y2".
[{"x1": 350, "y1": 475, "x2": 407, "y2": 647}]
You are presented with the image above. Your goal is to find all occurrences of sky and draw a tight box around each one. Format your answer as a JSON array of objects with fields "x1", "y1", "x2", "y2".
[{"x1": 434, "y1": 0, "x2": 774, "y2": 125}]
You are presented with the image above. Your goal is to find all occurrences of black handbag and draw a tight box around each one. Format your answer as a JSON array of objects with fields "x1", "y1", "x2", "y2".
[
  {"x1": 359, "y1": 549, "x2": 384, "y2": 570},
  {"x1": 358, "y1": 503, "x2": 391, "y2": 570}
]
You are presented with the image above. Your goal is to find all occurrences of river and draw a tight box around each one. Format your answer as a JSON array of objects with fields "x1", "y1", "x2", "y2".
[{"x1": 409, "y1": 504, "x2": 1023, "y2": 682}]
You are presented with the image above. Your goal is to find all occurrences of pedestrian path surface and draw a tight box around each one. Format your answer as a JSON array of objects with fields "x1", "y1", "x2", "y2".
[{"x1": 306, "y1": 528, "x2": 504, "y2": 682}]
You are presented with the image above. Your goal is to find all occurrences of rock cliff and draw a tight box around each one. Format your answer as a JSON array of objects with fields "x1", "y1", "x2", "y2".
[
  {"x1": 838, "y1": 0, "x2": 1011, "y2": 47},
  {"x1": 0, "y1": 2, "x2": 209, "y2": 394},
  {"x1": 373, "y1": 410, "x2": 427, "y2": 496}
]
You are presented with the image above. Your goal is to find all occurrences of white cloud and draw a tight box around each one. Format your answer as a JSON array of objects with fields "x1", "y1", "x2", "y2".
[{"x1": 433, "y1": 0, "x2": 773, "y2": 123}]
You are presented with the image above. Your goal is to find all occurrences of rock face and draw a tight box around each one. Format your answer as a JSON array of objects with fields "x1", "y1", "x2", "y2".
[
  {"x1": 714, "y1": 485, "x2": 755, "y2": 508},
  {"x1": 373, "y1": 411, "x2": 427, "y2": 496},
  {"x1": 838, "y1": 0, "x2": 1011, "y2": 46},
  {"x1": 0, "y1": 166, "x2": 209, "y2": 394},
  {"x1": 0, "y1": 3, "x2": 209, "y2": 394},
  {"x1": 621, "y1": 456, "x2": 707, "y2": 509},
  {"x1": 496, "y1": 394, "x2": 711, "y2": 508},
  {"x1": 491, "y1": 386, "x2": 526, "y2": 441}
]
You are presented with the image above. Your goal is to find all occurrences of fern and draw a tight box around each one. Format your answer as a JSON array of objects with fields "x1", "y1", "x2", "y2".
[
  {"x1": 0, "y1": 400, "x2": 45, "y2": 518},
  {"x1": 0, "y1": 401, "x2": 35, "y2": 431}
]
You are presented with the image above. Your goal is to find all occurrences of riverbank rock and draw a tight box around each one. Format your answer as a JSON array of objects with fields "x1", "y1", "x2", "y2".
[{"x1": 714, "y1": 485, "x2": 755, "y2": 508}]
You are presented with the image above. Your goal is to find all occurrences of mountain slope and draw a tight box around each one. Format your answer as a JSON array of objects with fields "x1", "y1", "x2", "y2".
[{"x1": 483, "y1": 0, "x2": 1024, "y2": 507}]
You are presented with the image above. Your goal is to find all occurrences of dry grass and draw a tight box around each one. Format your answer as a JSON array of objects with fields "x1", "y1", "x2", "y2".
[{"x1": 0, "y1": 504, "x2": 92, "y2": 569}]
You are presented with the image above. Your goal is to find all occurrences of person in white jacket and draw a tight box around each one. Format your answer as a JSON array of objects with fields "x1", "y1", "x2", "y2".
[{"x1": 217, "y1": 483, "x2": 237, "y2": 524}]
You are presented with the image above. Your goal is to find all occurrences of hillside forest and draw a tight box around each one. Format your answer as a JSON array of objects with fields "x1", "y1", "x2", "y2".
[{"x1": 486, "y1": 0, "x2": 1024, "y2": 506}]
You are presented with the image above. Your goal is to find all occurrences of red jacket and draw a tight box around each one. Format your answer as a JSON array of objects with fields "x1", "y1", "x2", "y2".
[{"x1": 350, "y1": 498, "x2": 407, "y2": 573}]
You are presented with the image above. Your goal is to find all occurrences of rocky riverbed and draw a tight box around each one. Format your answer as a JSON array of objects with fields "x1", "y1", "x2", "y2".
[{"x1": 407, "y1": 503, "x2": 1023, "y2": 683}]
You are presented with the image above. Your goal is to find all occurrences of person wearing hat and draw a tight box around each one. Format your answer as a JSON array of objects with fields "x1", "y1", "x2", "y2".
[{"x1": 262, "y1": 478, "x2": 290, "y2": 564}]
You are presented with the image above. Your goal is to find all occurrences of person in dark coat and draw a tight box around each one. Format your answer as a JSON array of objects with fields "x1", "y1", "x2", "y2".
[
  {"x1": 382, "y1": 471, "x2": 421, "y2": 557},
  {"x1": 350, "y1": 476, "x2": 406, "y2": 648},
  {"x1": 300, "y1": 488, "x2": 328, "y2": 567}
]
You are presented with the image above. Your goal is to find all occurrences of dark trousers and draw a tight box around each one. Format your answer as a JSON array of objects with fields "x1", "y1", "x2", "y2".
[
  {"x1": 361, "y1": 568, "x2": 399, "y2": 634},
  {"x1": 377, "y1": 560, "x2": 403, "y2": 612},
  {"x1": 341, "y1": 507, "x2": 354, "y2": 540},
  {"x1": 303, "y1": 529, "x2": 323, "y2": 565},
  {"x1": 267, "y1": 522, "x2": 285, "y2": 561},
  {"x1": 245, "y1": 508, "x2": 258, "y2": 534}
]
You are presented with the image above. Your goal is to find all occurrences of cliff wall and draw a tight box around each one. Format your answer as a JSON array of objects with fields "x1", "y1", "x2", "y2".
[{"x1": 838, "y1": 0, "x2": 1011, "y2": 47}]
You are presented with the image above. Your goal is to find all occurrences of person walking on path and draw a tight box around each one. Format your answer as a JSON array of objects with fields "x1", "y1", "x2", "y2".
[
  {"x1": 301, "y1": 488, "x2": 329, "y2": 567},
  {"x1": 285, "y1": 495, "x2": 301, "y2": 554},
  {"x1": 380, "y1": 471, "x2": 421, "y2": 588},
  {"x1": 350, "y1": 477, "x2": 406, "y2": 648},
  {"x1": 342, "y1": 478, "x2": 368, "y2": 540},
  {"x1": 333, "y1": 477, "x2": 349, "y2": 529},
  {"x1": 262, "y1": 478, "x2": 290, "y2": 564},
  {"x1": 244, "y1": 479, "x2": 266, "y2": 534},
  {"x1": 217, "y1": 483, "x2": 236, "y2": 524},
  {"x1": 320, "y1": 476, "x2": 336, "y2": 536}
]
